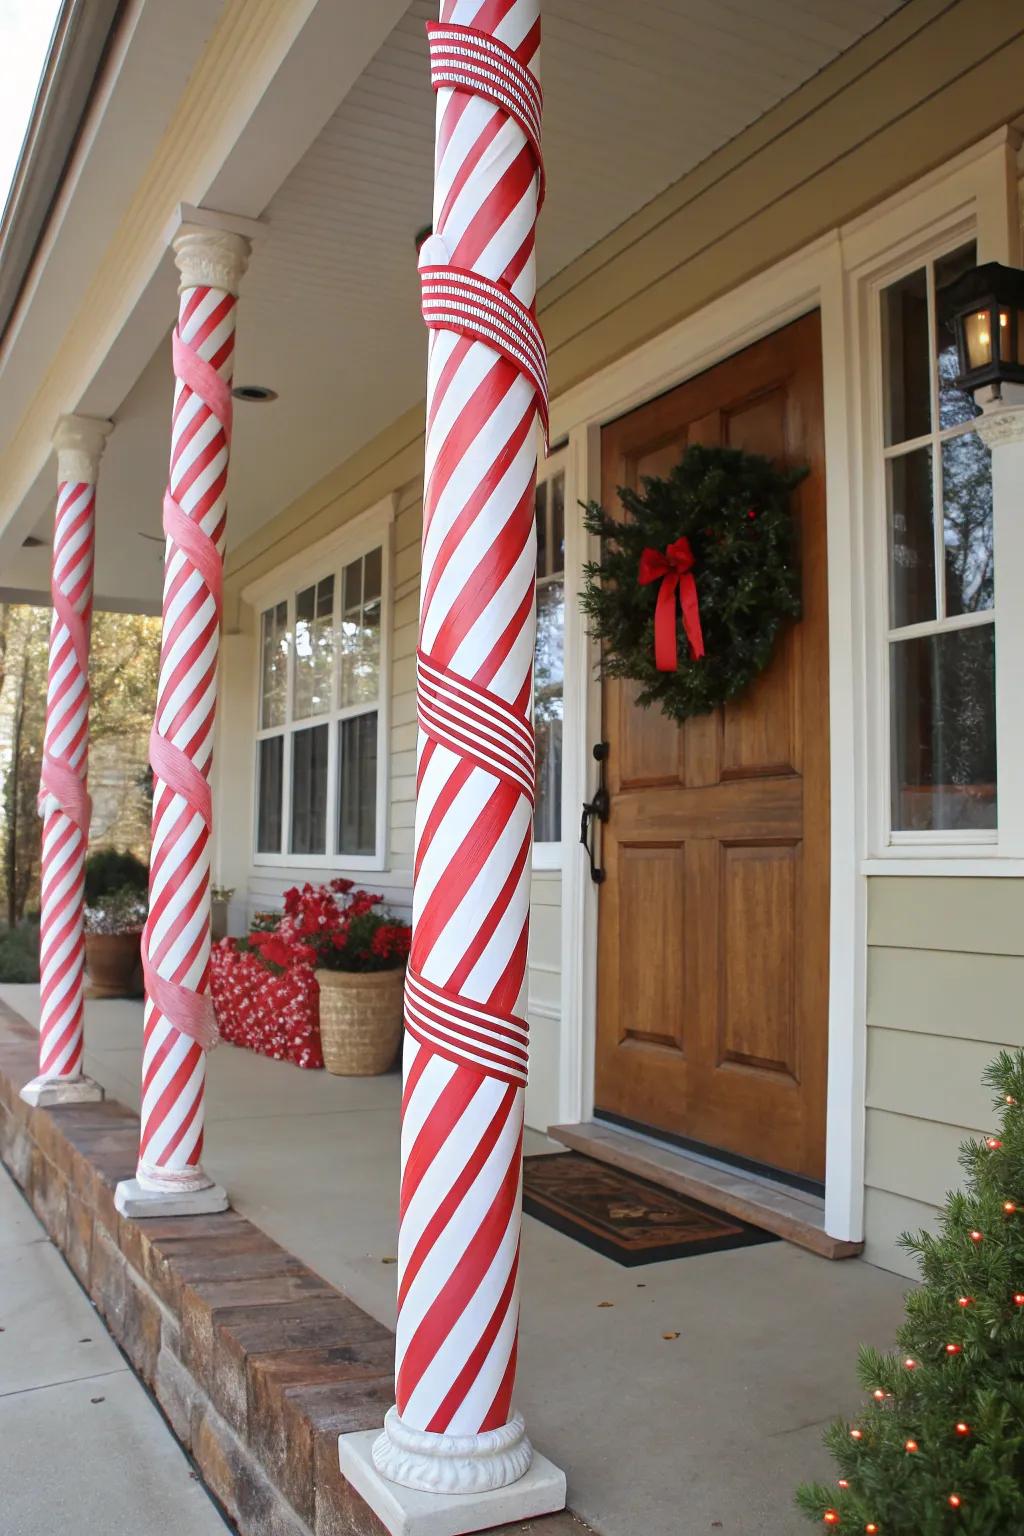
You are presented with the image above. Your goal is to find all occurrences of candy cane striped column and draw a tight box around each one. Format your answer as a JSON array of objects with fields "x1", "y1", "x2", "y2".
[
  {"x1": 21, "y1": 416, "x2": 112, "y2": 1110},
  {"x1": 115, "y1": 227, "x2": 250, "y2": 1219},
  {"x1": 340, "y1": 3, "x2": 565, "y2": 1524}
]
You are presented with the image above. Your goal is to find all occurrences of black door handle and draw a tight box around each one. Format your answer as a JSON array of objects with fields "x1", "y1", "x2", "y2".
[{"x1": 580, "y1": 741, "x2": 610, "y2": 884}]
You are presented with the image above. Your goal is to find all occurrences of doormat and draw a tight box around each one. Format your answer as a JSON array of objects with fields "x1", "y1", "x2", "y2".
[{"x1": 522, "y1": 1152, "x2": 778, "y2": 1266}]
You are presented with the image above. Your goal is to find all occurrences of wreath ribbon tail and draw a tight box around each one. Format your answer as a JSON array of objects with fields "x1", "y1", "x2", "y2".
[
  {"x1": 678, "y1": 572, "x2": 705, "y2": 661},
  {"x1": 653, "y1": 574, "x2": 680, "y2": 672}
]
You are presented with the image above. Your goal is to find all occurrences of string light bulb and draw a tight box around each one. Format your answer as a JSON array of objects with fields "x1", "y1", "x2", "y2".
[
  {"x1": 850, "y1": 1428, "x2": 863, "y2": 1441},
  {"x1": 865, "y1": 1525, "x2": 879, "y2": 1534},
  {"x1": 945, "y1": 1343, "x2": 963, "y2": 1356},
  {"x1": 987, "y1": 1137, "x2": 1003, "y2": 1150},
  {"x1": 837, "y1": 1480, "x2": 850, "y2": 1490},
  {"x1": 1006, "y1": 1095, "x2": 1017, "y2": 1106},
  {"x1": 1014, "y1": 1293, "x2": 1024, "y2": 1306},
  {"x1": 904, "y1": 1439, "x2": 919, "y2": 1454},
  {"x1": 948, "y1": 1494, "x2": 962, "y2": 1510},
  {"x1": 872, "y1": 1388, "x2": 886, "y2": 1401},
  {"x1": 955, "y1": 1422, "x2": 970, "y2": 1437},
  {"x1": 823, "y1": 1511, "x2": 840, "y2": 1527},
  {"x1": 1004, "y1": 1201, "x2": 1018, "y2": 1215},
  {"x1": 904, "y1": 1357, "x2": 917, "y2": 1370},
  {"x1": 957, "y1": 1296, "x2": 973, "y2": 1308},
  {"x1": 970, "y1": 1230, "x2": 984, "y2": 1243}
]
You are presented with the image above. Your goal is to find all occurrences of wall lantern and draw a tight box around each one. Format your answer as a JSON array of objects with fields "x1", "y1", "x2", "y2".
[{"x1": 940, "y1": 261, "x2": 1024, "y2": 395}]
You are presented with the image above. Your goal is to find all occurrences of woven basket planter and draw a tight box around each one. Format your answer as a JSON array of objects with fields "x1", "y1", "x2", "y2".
[{"x1": 315, "y1": 967, "x2": 405, "y2": 1076}]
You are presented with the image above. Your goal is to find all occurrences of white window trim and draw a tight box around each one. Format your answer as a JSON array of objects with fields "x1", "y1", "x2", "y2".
[
  {"x1": 533, "y1": 444, "x2": 569, "y2": 872},
  {"x1": 242, "y1": 496, "x2": 396, "y2": 874},
  {"x1": 859, "y1": 219, "x2": 1000, "y2": 866}
]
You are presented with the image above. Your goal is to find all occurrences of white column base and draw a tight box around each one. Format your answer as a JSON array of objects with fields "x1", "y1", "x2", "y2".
[
  {"x1": 339, "y1": 1423, "x2": 565, "y2": 1536},
  {"x1": 20, "y1": 1074, "x2": 105, "y2": 1108},
  {"x1": 114, "y1": 1177, "x2": 229, "y2": 1218}
]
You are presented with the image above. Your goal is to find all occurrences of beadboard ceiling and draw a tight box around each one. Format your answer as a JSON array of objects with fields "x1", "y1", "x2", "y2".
[{"x1": 18, "y1": 0, "x2": 902, "y2": 605}]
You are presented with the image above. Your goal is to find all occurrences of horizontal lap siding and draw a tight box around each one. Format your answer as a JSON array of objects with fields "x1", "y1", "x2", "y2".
[{"x1": 864, "y1": 878, "x2": 1024, "y2": 1277}]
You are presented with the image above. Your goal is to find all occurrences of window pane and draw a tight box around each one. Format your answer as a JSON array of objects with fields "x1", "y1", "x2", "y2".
[
  {"x1": 551, "y1": 470, "x2": 565, "y2": 575},
  {"x1": 256, "y1": 735, "x2": 283, "y2": 853},
  {"x1": 534, "y1": 579, "x2": 564, "y2": 842},
  {"x1": 290, "y1": 724, "x2": 328, "y2": 855},
  {"x1": 935, "y1": 243, "x2": 981, "y2": 431},
  {"x1": 338, "y1": 712, "x2": 378, "y2": 856},
  {"x1": 882, "y1": 267, "x2": 930, "y2": 446},
  {"x1": 293, "y1": 577, "x2": 335, "y2": 721},
  {"x1": 260, "y1": 602, "x2": 288, "y2": 729},
  {"x1": 942, "y1": 432, "x2": 993, "y2": 616},
  {"x1": 339, "y1": 551, "x2": 382, "y2": 709},
  {"x1": 363, "y1": 546, "x2": 382, "y2": 604},
  {"x1": 891, "y1": 625, "x2": 996, "y2": 833},
  {"x1": 887, "y1": 447, "x2": 935, "y2": 629},
  {"x1": 535, "y1": 479, "x2": 548, "y2": 577}
]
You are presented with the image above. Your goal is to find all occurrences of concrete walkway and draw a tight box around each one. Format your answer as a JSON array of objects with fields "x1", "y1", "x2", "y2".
[
  {"x1": 0, "y1": 1158, "x2": 229, "y2": 1536},
  {"x1": 1, "y1": 983, "x2": 912, "y2": 1536}
]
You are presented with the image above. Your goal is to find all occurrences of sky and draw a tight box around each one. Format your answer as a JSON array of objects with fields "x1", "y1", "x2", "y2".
[{"x1": 0, "y1": 0, "x2": 64, "y2": 219}]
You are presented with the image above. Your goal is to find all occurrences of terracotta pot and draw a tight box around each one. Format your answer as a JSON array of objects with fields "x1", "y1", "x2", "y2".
[
  {"x1": 85, "y1": 930, "x2": 143, "y2": 998},
  {"x1": 315, "y1": 967, "x2": 405, "y2": 1076}
]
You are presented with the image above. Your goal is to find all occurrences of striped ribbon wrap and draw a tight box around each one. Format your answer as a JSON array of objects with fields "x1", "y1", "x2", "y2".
[{"x1": 385, "y1": 0, "x2": 546, "y2": 1473}]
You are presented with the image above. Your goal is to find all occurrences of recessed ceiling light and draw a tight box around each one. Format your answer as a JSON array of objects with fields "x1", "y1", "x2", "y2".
[{"x1": 231, "y1": 384, "x2": 278, "y2": 403}]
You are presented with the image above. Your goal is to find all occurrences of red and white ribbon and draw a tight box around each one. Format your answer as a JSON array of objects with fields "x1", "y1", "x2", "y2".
[
  {"x1": 379, "y1": 0, "x2": 545, "y2": 1488},
  {"x1": 136, "y1": 238, "x2": 246, "y2": 1188},
  {"x1": 35, "y1": 476, "x2": 97, "y2": 1081}
]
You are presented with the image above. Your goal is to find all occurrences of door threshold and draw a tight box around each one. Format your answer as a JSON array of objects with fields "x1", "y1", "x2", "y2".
[{"x1": 547, "y1": 1120, "x2": 862, "y2": 1261}]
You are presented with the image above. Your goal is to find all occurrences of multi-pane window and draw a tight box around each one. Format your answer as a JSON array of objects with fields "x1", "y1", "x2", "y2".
[
  {"x1": 880, "y1": 241, "x2": 996, "y2": 837},
  {"x1": 534, "y1": 462, "x2": 565, "y2": 844},
  {"x1": 255, "y1": 545, "x2": 386, "y2": 862}
]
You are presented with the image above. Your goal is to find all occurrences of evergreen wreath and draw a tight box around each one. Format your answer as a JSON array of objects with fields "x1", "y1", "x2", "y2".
[{"x1": 581, "y1": 442, "x2": 806, "y2": 722}]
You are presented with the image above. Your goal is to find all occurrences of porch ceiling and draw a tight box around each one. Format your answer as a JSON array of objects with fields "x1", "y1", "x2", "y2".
[{"x1": 6, "y1": 0, "x2": 900, "y2": 608}]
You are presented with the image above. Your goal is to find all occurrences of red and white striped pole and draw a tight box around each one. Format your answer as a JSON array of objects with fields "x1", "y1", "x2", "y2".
[
  {"x1": 115, "y1": 226, "x2": 250, "y2": 1218},
  {"x1": 341, "y1": 2, "x2": 564, "y2": 1523},
  {"x1": 22, "y1": 416, "x2": 112, "y2": 1109}
]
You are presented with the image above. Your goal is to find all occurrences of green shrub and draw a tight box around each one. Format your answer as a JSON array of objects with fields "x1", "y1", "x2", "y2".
[
  {"x1": 0, "y1": 922, "x2": 40, "y2": 983},
  {"x1": 84, "y1": 847, "x2": 149, "y2": 902}
]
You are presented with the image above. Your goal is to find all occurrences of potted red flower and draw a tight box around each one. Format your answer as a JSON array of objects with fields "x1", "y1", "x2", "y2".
[{"x1": 276, "y1": 880, "x2": 410, "y2": 1076}]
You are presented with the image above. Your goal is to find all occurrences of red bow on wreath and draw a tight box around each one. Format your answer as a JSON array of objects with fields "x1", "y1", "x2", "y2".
[{"x1": 637, "y1": 537, "x2": 705, "y2": 672}]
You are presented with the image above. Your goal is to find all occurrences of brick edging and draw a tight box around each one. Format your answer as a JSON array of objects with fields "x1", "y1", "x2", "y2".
[{"x1": 0, "y1": 1004, "x2": 582, "y2": 1536}]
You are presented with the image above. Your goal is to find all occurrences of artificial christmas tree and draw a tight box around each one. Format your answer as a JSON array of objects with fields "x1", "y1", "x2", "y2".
[{"x1": 797, "y1": 1050, "x2": 1024, "y2": 1533}]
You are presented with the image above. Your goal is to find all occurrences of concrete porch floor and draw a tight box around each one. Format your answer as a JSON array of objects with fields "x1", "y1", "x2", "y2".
[{"x1": 0, "y1": 984, "x2": 910, "y2": 1536}]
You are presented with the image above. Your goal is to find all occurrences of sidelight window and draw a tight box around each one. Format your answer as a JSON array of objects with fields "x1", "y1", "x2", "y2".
[{"x1": 879, "y1": 240, "x2": 996, "y2": 839}]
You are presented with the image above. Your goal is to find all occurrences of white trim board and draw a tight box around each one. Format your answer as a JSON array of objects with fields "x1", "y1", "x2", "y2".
[{"x1": 549, "y1": 133, "x2": 1020, "y2": 1246}]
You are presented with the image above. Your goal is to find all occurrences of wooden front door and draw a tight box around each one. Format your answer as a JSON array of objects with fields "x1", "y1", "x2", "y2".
[{"x1": 594, "y1": 312, "x2": 829, "y2": 1183}]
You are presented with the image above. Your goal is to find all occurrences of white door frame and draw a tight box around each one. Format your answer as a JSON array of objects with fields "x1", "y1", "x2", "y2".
[
  {"x1": 551, "y1": 230, "x2": 864, "y2": 1239},
  {"x1": 549, "y1": 130, "x2": 1018, "y2": 1244}
]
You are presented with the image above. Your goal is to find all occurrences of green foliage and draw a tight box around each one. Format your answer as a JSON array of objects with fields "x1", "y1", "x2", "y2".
[
  {"x1": 0, "y1": 921, "x2": 40, "y2": 983},
  {"x1": 84, "y1": 847, "x2": 149, "y2": 903},
  {"x1": 796, "y1": 1050, "x2": 1024, "y2": 1534},
  {"x1": 581, "y1": 443, "x2": 804, "y2": 722}
]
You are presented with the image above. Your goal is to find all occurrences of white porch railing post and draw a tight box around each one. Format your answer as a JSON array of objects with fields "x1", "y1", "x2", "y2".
[
  {"x1": 339, "y1": 2, "x2": 565, "y2": 1528},
  {"x1": 22, "y1": 415, "x2": 112, "y2": 1109},
  {"x1": 115, "y1": 224, "x2": 250, "y2": 1219}
]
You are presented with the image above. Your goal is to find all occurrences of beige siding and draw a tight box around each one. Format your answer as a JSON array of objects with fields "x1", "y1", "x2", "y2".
[{"x1": 864, "y1": 878, "x2": 1024, "y2": 1277}]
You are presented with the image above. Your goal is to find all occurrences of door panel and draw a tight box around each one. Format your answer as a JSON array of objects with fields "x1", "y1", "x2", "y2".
[{"x1": 594, "y1": 311, "x2": 829, "y2": 1182}]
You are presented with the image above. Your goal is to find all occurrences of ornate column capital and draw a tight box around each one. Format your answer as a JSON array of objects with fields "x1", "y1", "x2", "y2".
[
  {"x1": 51, "y1": 414, "x2": 113, "y2": 484},
  {"x1": 976, "y1": 405, "x2": 1024, "y2": 450},
  {"x1": 172, "y1": 226, "x2": 251, "y2": 296}
]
